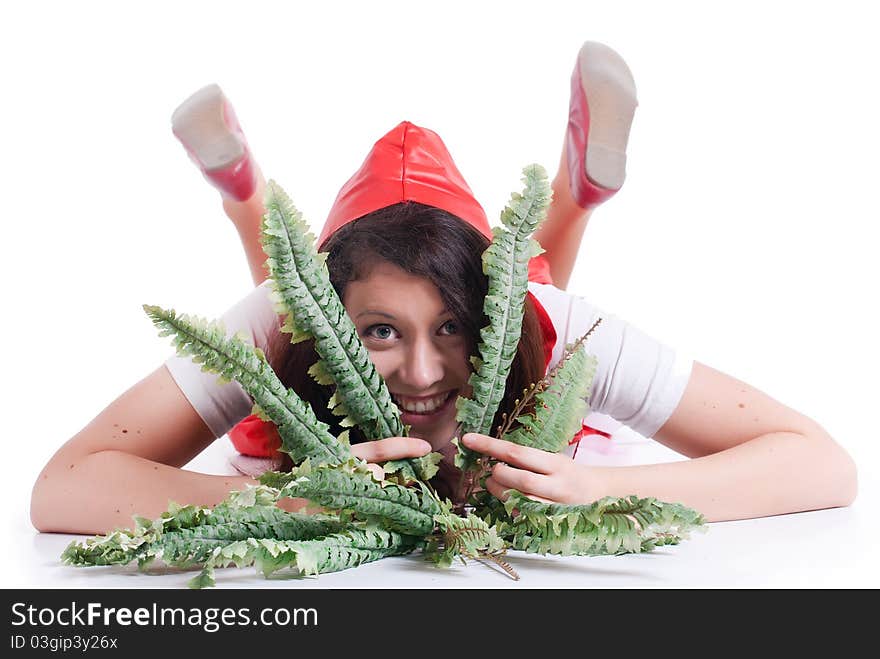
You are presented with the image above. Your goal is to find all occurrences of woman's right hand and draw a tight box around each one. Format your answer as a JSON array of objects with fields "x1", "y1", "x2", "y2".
[{"x1": 350, "y1": 437, "x2": 432, "y2": 480}]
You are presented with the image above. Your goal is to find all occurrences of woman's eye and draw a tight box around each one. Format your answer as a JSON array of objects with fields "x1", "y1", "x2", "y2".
[
  {"x1": 441, "y1": 320, "x2": 459, "y2": 335},
  {"x1": 364, "y1": 322, "x2": 457, "y2": 341},
  {"x1": 366, "y1": 324, "x2": 396, "y2": 340}
]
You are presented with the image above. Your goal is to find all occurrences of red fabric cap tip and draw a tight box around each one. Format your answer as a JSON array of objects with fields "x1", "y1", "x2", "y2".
[{"x1": 318, "y1": 121, "x2": 491, "y2": 246}]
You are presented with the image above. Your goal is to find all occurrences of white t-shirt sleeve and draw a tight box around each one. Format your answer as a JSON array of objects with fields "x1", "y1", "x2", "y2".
[
  {"x1": 529, "y1": 282, "x2": 693, "y2": 439},
  {"x1": 163, "y1": 281, "x2": 281, "y2": 438}
]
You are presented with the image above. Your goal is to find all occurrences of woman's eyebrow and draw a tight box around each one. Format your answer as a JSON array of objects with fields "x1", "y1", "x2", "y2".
[
  {"x1": 356, "y1": 310, "x2": 396, "y2": 320},
  {"x1": 355, "y1": 308, "x2": 450, "y2": 320}
]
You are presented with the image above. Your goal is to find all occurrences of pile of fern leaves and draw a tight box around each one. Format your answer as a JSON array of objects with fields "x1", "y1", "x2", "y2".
[{"x1": 62, "y1": 164, "x2": 705, "y2": 587}]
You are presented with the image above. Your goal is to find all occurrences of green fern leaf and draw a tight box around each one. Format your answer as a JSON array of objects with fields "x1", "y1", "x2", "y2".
[
  {"x1": 269, "y1": 464, "x2": 442, "y2": 536},
  {"x1": 383, "y1": 452, "x2": 443, "y2": 483},
  {"x1": 307, "y1": 359, "x2": 336, "y2": 386},
  {"x1": 455, "y1": 164, "x2": 551, "y2": 461},
  {"x1": 143, "y1": 305, "x2": 349, "y2": 466},
  {"x1": 503, "y1": 336, "x2": 597, "y2": 453},
  {"x1": 495, "y1": 491, "x2": 706, "y2": 556},
  {"x1": 250, "y1": 403, "x2": 273, "y2": 423},
  {"x1": 261, "y1": 180, "x2": 404, "y2": 442},
  {"x1": 426, "y1": 510, "x2": 507, "y2": 568},
  {"x1": 62, "y1": 497, "x2": 346, "y2": 570},
  {"x1": 191, "y1": 526, "x2": 421, "y2": 587}
]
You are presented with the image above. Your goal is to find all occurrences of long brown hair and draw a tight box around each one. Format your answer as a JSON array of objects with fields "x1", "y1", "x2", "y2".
[{"x1": 267, "y1": 201, "x2": 547, "y2": 450}]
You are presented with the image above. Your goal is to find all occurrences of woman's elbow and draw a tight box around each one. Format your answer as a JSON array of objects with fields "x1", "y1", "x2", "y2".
[
  {"x1": 30, "y1": 458, "x2": 77, "y2": 533},
  {"x1": 831, "y1": 444, "x2": 858, "y2": 507},
  {"x1": 807, "y1": 423, "x2": 858, "y2": 508},
  {"x1": 30, "y1": 470, "x2": 55, "y2": 533}
]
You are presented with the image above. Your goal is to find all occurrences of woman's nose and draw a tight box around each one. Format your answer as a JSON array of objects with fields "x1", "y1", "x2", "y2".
[{"x1": 399, "y1": 338, "x2": 445, "y2": 390}]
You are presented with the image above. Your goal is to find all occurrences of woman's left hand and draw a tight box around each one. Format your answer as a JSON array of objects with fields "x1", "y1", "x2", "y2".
[{"x1": 461, "y1": 432, "x2": 599, "y2": 504}]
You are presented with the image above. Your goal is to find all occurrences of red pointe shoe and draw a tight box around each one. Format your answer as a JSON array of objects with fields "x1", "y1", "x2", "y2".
[
  {"x1": 171, "y1": 84, "x2": 257, "y2": 202},
  {"x1": 565, "y1": 41, "x2": 638, "y2": 209}
]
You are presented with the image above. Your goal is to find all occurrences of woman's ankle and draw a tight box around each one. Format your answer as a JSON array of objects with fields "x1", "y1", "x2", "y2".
[
  {"x1": 222, "y1": 168, "x2": 267, "y2": 233},
  {"x1": 550, "y1": 142, "x2": 590, "y2": 221}
]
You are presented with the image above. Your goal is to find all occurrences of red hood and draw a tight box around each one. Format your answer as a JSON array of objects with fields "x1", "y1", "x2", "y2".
[{"x1": 318, "y1": 121, "x2": 491, "y2": 245}]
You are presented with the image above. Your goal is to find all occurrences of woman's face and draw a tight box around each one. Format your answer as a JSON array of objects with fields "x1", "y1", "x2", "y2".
[{"x1": 343, "y1": 260, "x2": 472, "y2": 452}]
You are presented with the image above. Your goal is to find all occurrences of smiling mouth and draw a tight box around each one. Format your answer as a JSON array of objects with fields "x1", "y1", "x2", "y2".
[{"x1": 392, "y1": 390, "x2": 457, "y2": 415}]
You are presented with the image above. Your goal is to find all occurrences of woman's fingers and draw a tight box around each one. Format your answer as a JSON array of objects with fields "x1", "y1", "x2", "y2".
[
  {"x1": 461, "y1": 433, "x2": 558, "y2": 474},
  {"x1": 484, "y1": 477, "x2": 511, "y2": 501},
  {"x1": 484, "y1": 474, "x2": 554, "y2": 504},
  {"x1": 486, "y1": 463, "x2": 559, "y2": 502},
  {"x1": 463, "y1": 433, "x2": 577, "y2": 503},
  {"x1": 350, "y1": 437, "x2": 431, "y2": 483},
  {"x1": 350, "y1": 436, "x2": 432, "y2": 463}
]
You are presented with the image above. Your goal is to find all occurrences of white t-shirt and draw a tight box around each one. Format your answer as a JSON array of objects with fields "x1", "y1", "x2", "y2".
[{"x1": 164, "y1": 281, "x2": 693, "y2": 448}]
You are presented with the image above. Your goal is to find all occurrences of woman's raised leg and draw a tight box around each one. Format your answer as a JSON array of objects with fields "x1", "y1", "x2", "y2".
[
  {"x1": 171, "y1": 85, "x2": 283, "y2": 473},
  {"x1": 533, "y1": 41, "x2": 637, "y2": 290},
  {"x1": 220, "y1": 175, "x2": 270, "y2": 285},
  {"x1": 171, "y1": 84, "x2": 270, "y2": 286},
  {"x1": 533, "y1": 147, "x2": 596, "y2": 290}
]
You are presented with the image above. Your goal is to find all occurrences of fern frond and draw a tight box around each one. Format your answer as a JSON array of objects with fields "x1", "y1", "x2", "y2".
[
  {"x1": 425, "y1": 510, "x2": 507, "y2": 568},
  {"x1": 455, "y1": 165, "x2": 551, "y2": 440},
  {"x1": 497, "y1": 491, "x2": 707, "y2": 556},
  {"x1": 383, "y1": 452, "x2": 443, "y2": 484},
  {"x1": 502, "y1": 335, "x2": 597, "y2": 453},
  {"x1": 190, "y1": 526, "x2": 422, "y2": 588},
  {"x1": 62, "y1": 499, "x2": 345, "y2": 570},
  {"x1": 270, "y1": 464, "x2": 442, "y2": 536},
  {"x1": 143, "y1": 305, "x2": 349, "y2": 466},
  {"x1": 261, "y1": 181, "x2": 404, "y2": 442}
]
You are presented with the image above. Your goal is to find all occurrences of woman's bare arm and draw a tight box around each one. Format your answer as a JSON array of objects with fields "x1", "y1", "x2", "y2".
[
  {"x1": 635, "y1": 361, "x2": 858, "y2": 520},
  {"x1": 30, "y1": 363, "x2": 433, "y2": 535},
  {"x1": 463, "y1": 361, "x2": 857, "y2": 522},
  {"x1": 30, "y1": 365, "x2": 260, "y2": 535}
]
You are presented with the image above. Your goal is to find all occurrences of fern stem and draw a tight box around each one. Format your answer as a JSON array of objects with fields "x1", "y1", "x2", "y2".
[
  {"x1": 496, "y1": 383, "x2": 545, "y2": 439},
  {"x1": 475, "y1": 550, "x2": 520, "y2": 581}
]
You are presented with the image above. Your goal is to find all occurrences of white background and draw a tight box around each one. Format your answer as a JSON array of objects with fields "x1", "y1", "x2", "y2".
[{"x1": 1, "y1": 1, "x2": 878, "y2": 587}]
